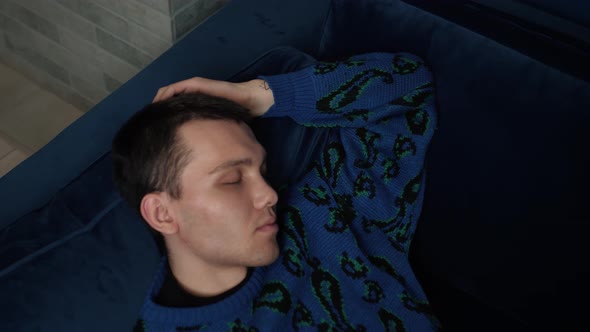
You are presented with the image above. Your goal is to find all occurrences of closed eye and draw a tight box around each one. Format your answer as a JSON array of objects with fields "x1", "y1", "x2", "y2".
[
  {"x1": 222, "y1": 171, "x2": 242, "y2": 185},
  {"x1": 223, "y1": 178, "x2": 242, "y2": 185}
]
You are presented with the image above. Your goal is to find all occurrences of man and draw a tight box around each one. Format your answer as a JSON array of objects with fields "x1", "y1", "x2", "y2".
[{"x1": 112, "y1": 52, "x2": 439, "y2": 331}]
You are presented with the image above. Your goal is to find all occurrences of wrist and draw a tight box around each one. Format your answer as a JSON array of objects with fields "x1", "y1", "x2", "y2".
[{"x1": 246, "y1": 79, "x2": 275, "y2": 117}]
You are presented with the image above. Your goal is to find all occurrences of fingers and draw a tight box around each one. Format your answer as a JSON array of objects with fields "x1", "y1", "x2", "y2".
[
  {"x1": 153, "y1": 78, "x2": 200, "y2": 102},
  {"x1": 152, "y1": 77, "x2": 250, "y2": 108},
  {"x1": 152, "y1": 77, "x2": 236, "y2": 103},
  {"x1": 152, "y1": 86, "x2": 171, "y2": 102}
]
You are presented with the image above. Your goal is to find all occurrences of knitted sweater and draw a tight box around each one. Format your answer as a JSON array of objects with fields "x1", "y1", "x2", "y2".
[{"x1": 136, "y1": 52, "x2": 439, "y2": 331}]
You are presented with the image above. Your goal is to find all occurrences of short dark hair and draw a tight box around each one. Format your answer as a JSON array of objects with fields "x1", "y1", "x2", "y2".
[{"x1": 112, "y1": 93, "x2": 252, "y2": 214}]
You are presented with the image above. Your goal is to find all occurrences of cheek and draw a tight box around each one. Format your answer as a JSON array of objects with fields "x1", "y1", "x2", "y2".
[
  {"x1": 219, "y1": 185, "x2": 253, "y2": 204},
  {"x1": 182, "y1": 192, "x2": 254, "y2": 247},
  {"x1": 192, "y1": 189, "x2": 253, "y2": 222}
]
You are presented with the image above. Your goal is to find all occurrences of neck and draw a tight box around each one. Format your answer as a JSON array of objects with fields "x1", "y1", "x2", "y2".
[{"x1": 166, "y1": 241, "x2": 248, "y2": 298}]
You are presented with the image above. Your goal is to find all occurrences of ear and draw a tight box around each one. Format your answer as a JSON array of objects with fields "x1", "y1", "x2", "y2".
[{"x1": 140, "y1": 193, "x2": 179, "y2": 235}]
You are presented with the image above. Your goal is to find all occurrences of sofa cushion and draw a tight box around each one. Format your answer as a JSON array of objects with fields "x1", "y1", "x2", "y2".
[{"x1": 0, "y1": 154, "x2": 161, "y2": 331}]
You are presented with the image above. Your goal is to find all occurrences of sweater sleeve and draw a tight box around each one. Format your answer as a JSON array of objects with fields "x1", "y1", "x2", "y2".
[
  {"x1": 259, "y1": 52, "x2": 437, "y2": 254},
  {"x1": 258, "y1": 52, "x2": 436, "y2": 138}
]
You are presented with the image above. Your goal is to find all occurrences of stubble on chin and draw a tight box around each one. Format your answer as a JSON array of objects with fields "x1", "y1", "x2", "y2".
[{"x1": 251, "y1": 239, "x2": 280, "y2": 267}]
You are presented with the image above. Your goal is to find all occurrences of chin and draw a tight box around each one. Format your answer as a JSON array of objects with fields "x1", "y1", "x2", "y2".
[{"x1": 250, "y1": 244, "x2": 280, "y2": 267}]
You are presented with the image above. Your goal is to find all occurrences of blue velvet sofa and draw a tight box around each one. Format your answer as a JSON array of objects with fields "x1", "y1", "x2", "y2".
[{"x1": 1, "y1": 0, "x2": 588, "y2": 330}]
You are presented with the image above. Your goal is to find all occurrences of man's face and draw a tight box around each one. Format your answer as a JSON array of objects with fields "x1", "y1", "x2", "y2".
[{"x1": 169, "y1": 119, "x2": 279, "y2": 268}]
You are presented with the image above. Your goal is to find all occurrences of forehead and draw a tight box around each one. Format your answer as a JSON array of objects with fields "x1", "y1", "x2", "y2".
[{"x1": 177, "y1": 119, "x2": 263, "y2": 169}]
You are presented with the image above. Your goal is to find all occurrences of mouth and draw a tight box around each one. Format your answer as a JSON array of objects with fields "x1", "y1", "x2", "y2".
[{"x1": 256, "y1": 216, "x2": 278, "y2": 233}]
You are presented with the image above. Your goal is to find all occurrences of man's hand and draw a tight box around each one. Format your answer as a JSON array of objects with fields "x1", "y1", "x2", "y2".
[{"x1": 153, "y1": 77, "x2": 274, "y2": 117}]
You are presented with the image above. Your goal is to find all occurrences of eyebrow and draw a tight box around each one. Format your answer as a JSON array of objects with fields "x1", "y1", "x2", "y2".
[
  {"x1": 208, "y1": 158, "x2": 252, "y2": 175},
  {"x1": 208, "y1": 152, "x2": 267, "y2": 175}
]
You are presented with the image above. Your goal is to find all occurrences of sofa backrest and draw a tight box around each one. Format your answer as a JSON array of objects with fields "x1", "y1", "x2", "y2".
[{"x1": 319, "y1": 0, "x2": 590, "y2": 329}]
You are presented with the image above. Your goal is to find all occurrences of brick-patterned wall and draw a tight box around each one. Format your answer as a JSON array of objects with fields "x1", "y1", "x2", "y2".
[{"x1": 0, "y1": 0, "x2": 229, "y2": 111}]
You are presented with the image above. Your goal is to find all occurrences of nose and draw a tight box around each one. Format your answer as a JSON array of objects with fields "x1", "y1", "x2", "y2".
[{"x1": 252, "y1": 176, "x2": 278, "y2": 210}]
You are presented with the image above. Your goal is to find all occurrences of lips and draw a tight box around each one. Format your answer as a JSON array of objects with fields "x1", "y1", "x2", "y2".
[{"x1": 256, "y1": 216, "x2": 278, "y2": 232}]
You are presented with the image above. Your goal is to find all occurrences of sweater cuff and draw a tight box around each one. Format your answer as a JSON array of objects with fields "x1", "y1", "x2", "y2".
[{"x1": 258, "y1": 68, "x2": 317, "y2": 118}]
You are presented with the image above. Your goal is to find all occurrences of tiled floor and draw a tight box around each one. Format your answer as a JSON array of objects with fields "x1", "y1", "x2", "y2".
[{"x1": 0, "y1": 62, "x2": 84, "y2": 177}]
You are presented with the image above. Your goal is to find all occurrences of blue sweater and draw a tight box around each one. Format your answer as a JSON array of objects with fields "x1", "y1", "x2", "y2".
[{"x1": 137, "y1": 52, "x2": 439, "y2": 331}]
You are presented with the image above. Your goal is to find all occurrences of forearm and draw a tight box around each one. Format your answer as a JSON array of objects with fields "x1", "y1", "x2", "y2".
[{"x1": 257, "y1": 53, "x2": 435, "y2": 133}]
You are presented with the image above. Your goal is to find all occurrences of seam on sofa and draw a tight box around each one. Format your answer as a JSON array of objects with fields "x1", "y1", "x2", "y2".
[
  {"x1": 2, "y1": 149, "x2": 114, "y2": 229},
  {"x1": 0, "y1": 197, "x2": 124, "y2": 278},
  {"x1": 227, "y1": 48, "x2": 290, "y2": 82},
  {"x1": 227, "y1": 46, "x2": 314, "y2": 82},
  {"x1": 317, "y1": 0, "x2": 335, "y2": 58}
]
